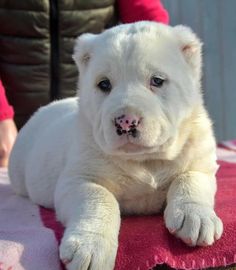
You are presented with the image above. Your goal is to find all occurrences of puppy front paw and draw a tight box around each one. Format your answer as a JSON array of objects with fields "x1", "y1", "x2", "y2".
[
  {"x1": 60, "y1": 230, "x2": 118, "y2": 270},
  {"x1": 164, "y1": 203, "x2": 223, "y2": 246}
]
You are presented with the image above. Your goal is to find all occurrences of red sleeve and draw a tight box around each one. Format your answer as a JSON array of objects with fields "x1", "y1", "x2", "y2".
[
  {"x1": 0, "y1": 80, "x2": 14, "y2": 121},
  {"x1": 117, "y1": 0, "x2": 169, "y2": 24}
]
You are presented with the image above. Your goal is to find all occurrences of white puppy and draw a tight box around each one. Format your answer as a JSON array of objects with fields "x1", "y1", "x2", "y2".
[{"x1": 9, "y1": 22, "x2": 223, "y2": 270}]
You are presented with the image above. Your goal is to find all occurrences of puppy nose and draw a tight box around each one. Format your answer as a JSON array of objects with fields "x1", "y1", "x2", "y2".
[
  {"x1": 114, "y1": 114, "x2": 141, "y2": 136},
  {"x1": 115, "y1": 114, "x2": 140, "y2": 130}
]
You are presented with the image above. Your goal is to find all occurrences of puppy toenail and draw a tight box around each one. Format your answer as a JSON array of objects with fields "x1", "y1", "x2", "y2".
[
  {"x1": 62, "y1": 259, "x2": 70, "y2": 265},
  {"x1": 168, "y1": 228, "x2": 176, "y2": 234},
  {"x1": 184, "y1": 238, "x2": 192, "y2": 245},
  {"x1": 202, "y1": 241, "x2": 208, "y2": 246}
]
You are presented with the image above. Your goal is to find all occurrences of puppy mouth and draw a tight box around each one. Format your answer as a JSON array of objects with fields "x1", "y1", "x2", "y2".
[{"x1": 118, "y1": 142, "x2": 152, "y2": 153}]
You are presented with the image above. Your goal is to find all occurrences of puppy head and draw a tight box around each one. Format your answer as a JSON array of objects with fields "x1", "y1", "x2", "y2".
[{"x1": 73, "y1": 22, "x2": 203, "y2": 160}]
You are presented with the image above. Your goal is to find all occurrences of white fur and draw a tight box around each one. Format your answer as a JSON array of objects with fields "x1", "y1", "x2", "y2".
[{"x1": 9, "y1": 22, "x2": 223, "y2": 270}]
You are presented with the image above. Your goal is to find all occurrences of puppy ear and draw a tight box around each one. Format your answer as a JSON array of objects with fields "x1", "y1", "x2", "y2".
[
  {"x1": 72, "y1": 33, "x2": 96, "y2": 67},
  {"x1": 173, "y1": 25, "x2": 202, "y2": 79}
]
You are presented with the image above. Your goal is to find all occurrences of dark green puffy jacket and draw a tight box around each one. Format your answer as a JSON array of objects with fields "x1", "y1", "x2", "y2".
[{"x1": 0, "y1": 0, "x2": 116, "y2": 128}]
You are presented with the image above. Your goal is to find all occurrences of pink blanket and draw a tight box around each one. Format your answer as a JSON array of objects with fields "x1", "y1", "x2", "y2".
[
  {"x1": 1, "y1": 142, "x2": 236, "y2": 270},
  {"x1": 0, "y1": 168, "x2": 61, "y2": 270}
]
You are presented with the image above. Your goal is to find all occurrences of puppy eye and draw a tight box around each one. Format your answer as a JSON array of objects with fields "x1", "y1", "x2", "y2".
[
  {"x1": 97, "y1": 79, "x2": 112, "y2": 93},
  {"x1": 150, "y1": 76, "x2": 165, "y2": 88}
]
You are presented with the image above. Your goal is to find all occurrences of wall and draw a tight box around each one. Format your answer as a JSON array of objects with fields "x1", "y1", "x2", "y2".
[{"x1": 162, "y1": 0, "x2": 236, "y2": 141}]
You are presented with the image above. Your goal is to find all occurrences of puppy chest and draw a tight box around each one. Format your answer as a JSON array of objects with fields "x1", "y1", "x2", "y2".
[
  {"x1": 96, "y1": 173, "x2": 171, "y2": 215},
  {"x1": 119, "y1": 186, "x2": 168, "y2": 215}
]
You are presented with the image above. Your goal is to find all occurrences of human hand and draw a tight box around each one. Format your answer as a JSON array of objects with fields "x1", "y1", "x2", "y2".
[{"x1": 0, "y1": 119, "x2": 17, "y2": 167}]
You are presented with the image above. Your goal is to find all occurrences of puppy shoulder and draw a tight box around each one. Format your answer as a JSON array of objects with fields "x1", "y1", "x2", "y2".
[{"x1": 181, "y1": 105, "x2": 217, "y2": 174}]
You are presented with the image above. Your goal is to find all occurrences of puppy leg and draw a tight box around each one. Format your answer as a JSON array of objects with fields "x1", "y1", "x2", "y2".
[
  {"x1": 164, "y1": 171, "x2": 223, "y2": 246},
  {"x1": 55, "y1": 179, "x2": 120, "y2": 270}
]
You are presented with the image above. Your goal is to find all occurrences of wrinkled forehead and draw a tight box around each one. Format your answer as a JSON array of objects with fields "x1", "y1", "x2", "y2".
[{"x1": 91, "y1": 29, "x2": 185, "y2": 76}]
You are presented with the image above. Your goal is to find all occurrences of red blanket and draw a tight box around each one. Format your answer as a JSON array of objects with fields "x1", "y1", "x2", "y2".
[{"x1": 40, "y1": 155, "x2": 236, "y2": 269}]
